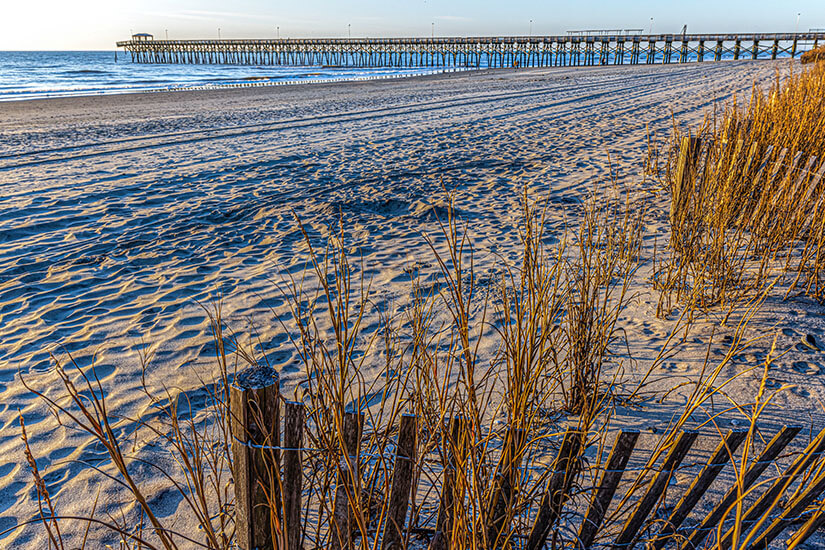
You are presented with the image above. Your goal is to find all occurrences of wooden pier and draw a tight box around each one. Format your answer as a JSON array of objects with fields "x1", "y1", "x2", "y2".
[{"x1": 116, "y1": 32, "x2": 825, "y2": 68}]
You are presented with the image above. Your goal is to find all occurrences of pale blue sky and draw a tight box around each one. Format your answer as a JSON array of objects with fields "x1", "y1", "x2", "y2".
[{"x1": 2, "y1": 0, "x2": 824, "y2": 50}]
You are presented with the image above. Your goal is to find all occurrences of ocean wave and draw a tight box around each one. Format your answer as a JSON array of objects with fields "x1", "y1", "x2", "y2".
[
  {"x1": 0, "y1": 51, "x2": 458, "y2": 102},
  {"x1": 63, "y1": 69, "x2": 111, "y2": 75}
]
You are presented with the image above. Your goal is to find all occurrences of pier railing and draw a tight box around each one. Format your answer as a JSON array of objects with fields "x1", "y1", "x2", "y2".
[{"x1": 116, "y1": 33, "x2": 825, "y2": 67}]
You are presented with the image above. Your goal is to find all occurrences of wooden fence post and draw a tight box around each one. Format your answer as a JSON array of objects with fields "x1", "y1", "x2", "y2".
[
  {"x1": 577, "y1": 430, "x2": 640, "y2": 549},
  {"x1": 382, "y1": 414, "x2": 418, "y2": 550},
  {"x1": 433, "y1": 416, "x2": 467, "y2": 547},
  {"x1": 230, "y1": 366, "x2": 281, "y2": 550},
  {"x1": 525, "y1": 429, "x2": 583, "y2": 550},
  {"x1": 283, "y1": 401, "x2": 305, "y2": 550},
  {"x1": 670, "y1": 136, "x2": 702, "y2": 252},
  {"x1": 331, "y1": 411, "x2": 364, "y2": 550}
]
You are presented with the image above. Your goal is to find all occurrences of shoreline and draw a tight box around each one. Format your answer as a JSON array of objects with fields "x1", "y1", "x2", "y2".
[{"x1": 0, "y1": 66, "x2": 467, "y2": 104}]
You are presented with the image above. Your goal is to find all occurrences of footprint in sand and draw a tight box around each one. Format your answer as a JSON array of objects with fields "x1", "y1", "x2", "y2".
[
  {"x1": 792, "y1": 361, "x2": 822, "y2": 376},
  {"x1": 764, "y1": 378, "x2": 781, "y2": 389},
  {"x1": 799, "y1": 334, "x2": 821, "y2": 352},
  {"x1": 791, "y1": 385, "x2": 811, "y2": 398}
]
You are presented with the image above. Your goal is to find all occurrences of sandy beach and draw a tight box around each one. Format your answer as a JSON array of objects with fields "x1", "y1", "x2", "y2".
[{"x1": 3, "y1": 61, "x2": 825, "y2": 547}]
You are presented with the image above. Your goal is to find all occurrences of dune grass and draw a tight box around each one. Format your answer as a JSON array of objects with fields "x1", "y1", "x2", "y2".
[
  {"x1": 17, "y1": 186, "x2": 651, "y2": 548},
  {"x1": 19, "y1": 183, "x2": 825, "y2": 549},
  {"x1": 801, "y1": 45, "x2": 825, "y2": 65},
  {"x1": 655, "y1": 62, "x2": 825, "y2": 318}
]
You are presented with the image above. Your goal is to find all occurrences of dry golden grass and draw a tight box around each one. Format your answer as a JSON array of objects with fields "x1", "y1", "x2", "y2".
[
  {"x1": 17, "y1": 187, "x2": 652, "y2": 549},
  {"x1": 801, "y1": 45, "x2": 825, "y2": 65},
  {"x1": 656, "y1": 62, "x2": 825, "y2": 317},
  {"x1": 17, "y1": 186, "x2": 825, "y2": 549}
]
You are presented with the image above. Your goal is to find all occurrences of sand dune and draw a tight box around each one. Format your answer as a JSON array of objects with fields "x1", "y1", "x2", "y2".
[{"x1": 2, "y1": 61, "x2": 823, "y2": 547}]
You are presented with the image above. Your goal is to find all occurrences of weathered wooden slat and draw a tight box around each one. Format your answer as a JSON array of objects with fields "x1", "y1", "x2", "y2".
[
  {"x1": 715, "y1": 426, "x2": 825, "y2": 550},
  {"x1": 610, "y1": 430, "x2": 699, "y2": 550},
  {"x1": 671, "y1": 137, "x2": 702, "y2": 224},
  {"x1": 750, "y1": 144, "x2": 777, "y2": 189},
  {"x1": 525, "y1": 429, "x2": 583, "y2": 550},
  {"x1": 739, "y1": 143, "x2": 773, "y2": 220},
  {"x1": 748, "y1": 467, "x2": 825, "y2": 548},
  {"x1": 766, "y1": 150, "x2": 805, "y2": 216},
  {"x1": 283, "y1": 401, "x2": 304, "y2": 550},
  {"x1": 785, "y1": 503, "x2": 825, "y2": 548},
  {"x1": 799, "y1": 159, "x2": 825, "y2": 232},
  {"x1": 382, "y1": 414, "x2": 418, "y2": 550},
  {"x1": 650, "y1": 429, "x2": 748, "y2": 550},
  {"x1": 229, "y1": 367, "x2": 280, "y2": 550},
  {"x1": 331, "y1": 412, "x2": 365, "y2": 550},
  {"x1": 486, "y1": 427, "x2": 526, "y2": 547},
  {"x1": 577, "y1": 430, "x2": 641, "y2": 549},
  {"x1": 680, "y1": 425, "x2": 801, "y2": 550},
  {"x1": 432, "y1": 416, "x2": 467, "y2": 548},
  {"x1": 789, "y1": 155, "x2": 819, "y2": 202},
  {"x1": 799, "y1": 158, "x2": 825, "y2": 209}
]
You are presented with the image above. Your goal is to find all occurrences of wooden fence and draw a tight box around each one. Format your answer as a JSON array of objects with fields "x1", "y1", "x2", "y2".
[{"x1": 229, "y1": 367, "x2": 825, "y2": 549}]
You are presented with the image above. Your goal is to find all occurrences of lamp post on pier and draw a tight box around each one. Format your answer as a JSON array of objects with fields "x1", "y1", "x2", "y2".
[
  {"x1": 530, "y1": 19, "x2": 533, "y2": 37},
  {"x1": 348, "y1": 24, "x2": 351, "y2": 38},
  {"x1": 218, "y1": 28, "x2": 221, "y2": 39},
  {"x1": 432, "y1": 22, "x2": 434, "y2": 38}
]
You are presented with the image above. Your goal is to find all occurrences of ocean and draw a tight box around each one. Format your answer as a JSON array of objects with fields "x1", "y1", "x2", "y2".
[
  {"x1": 0, "y1": 46, "x2": 800, "y2": 102},
  {"x1": 0, "y1": 51, "x2": 449, "y2": 101}
]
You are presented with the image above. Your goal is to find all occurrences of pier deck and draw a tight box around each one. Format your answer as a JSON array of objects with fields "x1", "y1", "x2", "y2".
[{"x1": 116, "y1": 33, "x2": 825, "y2": 67}]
